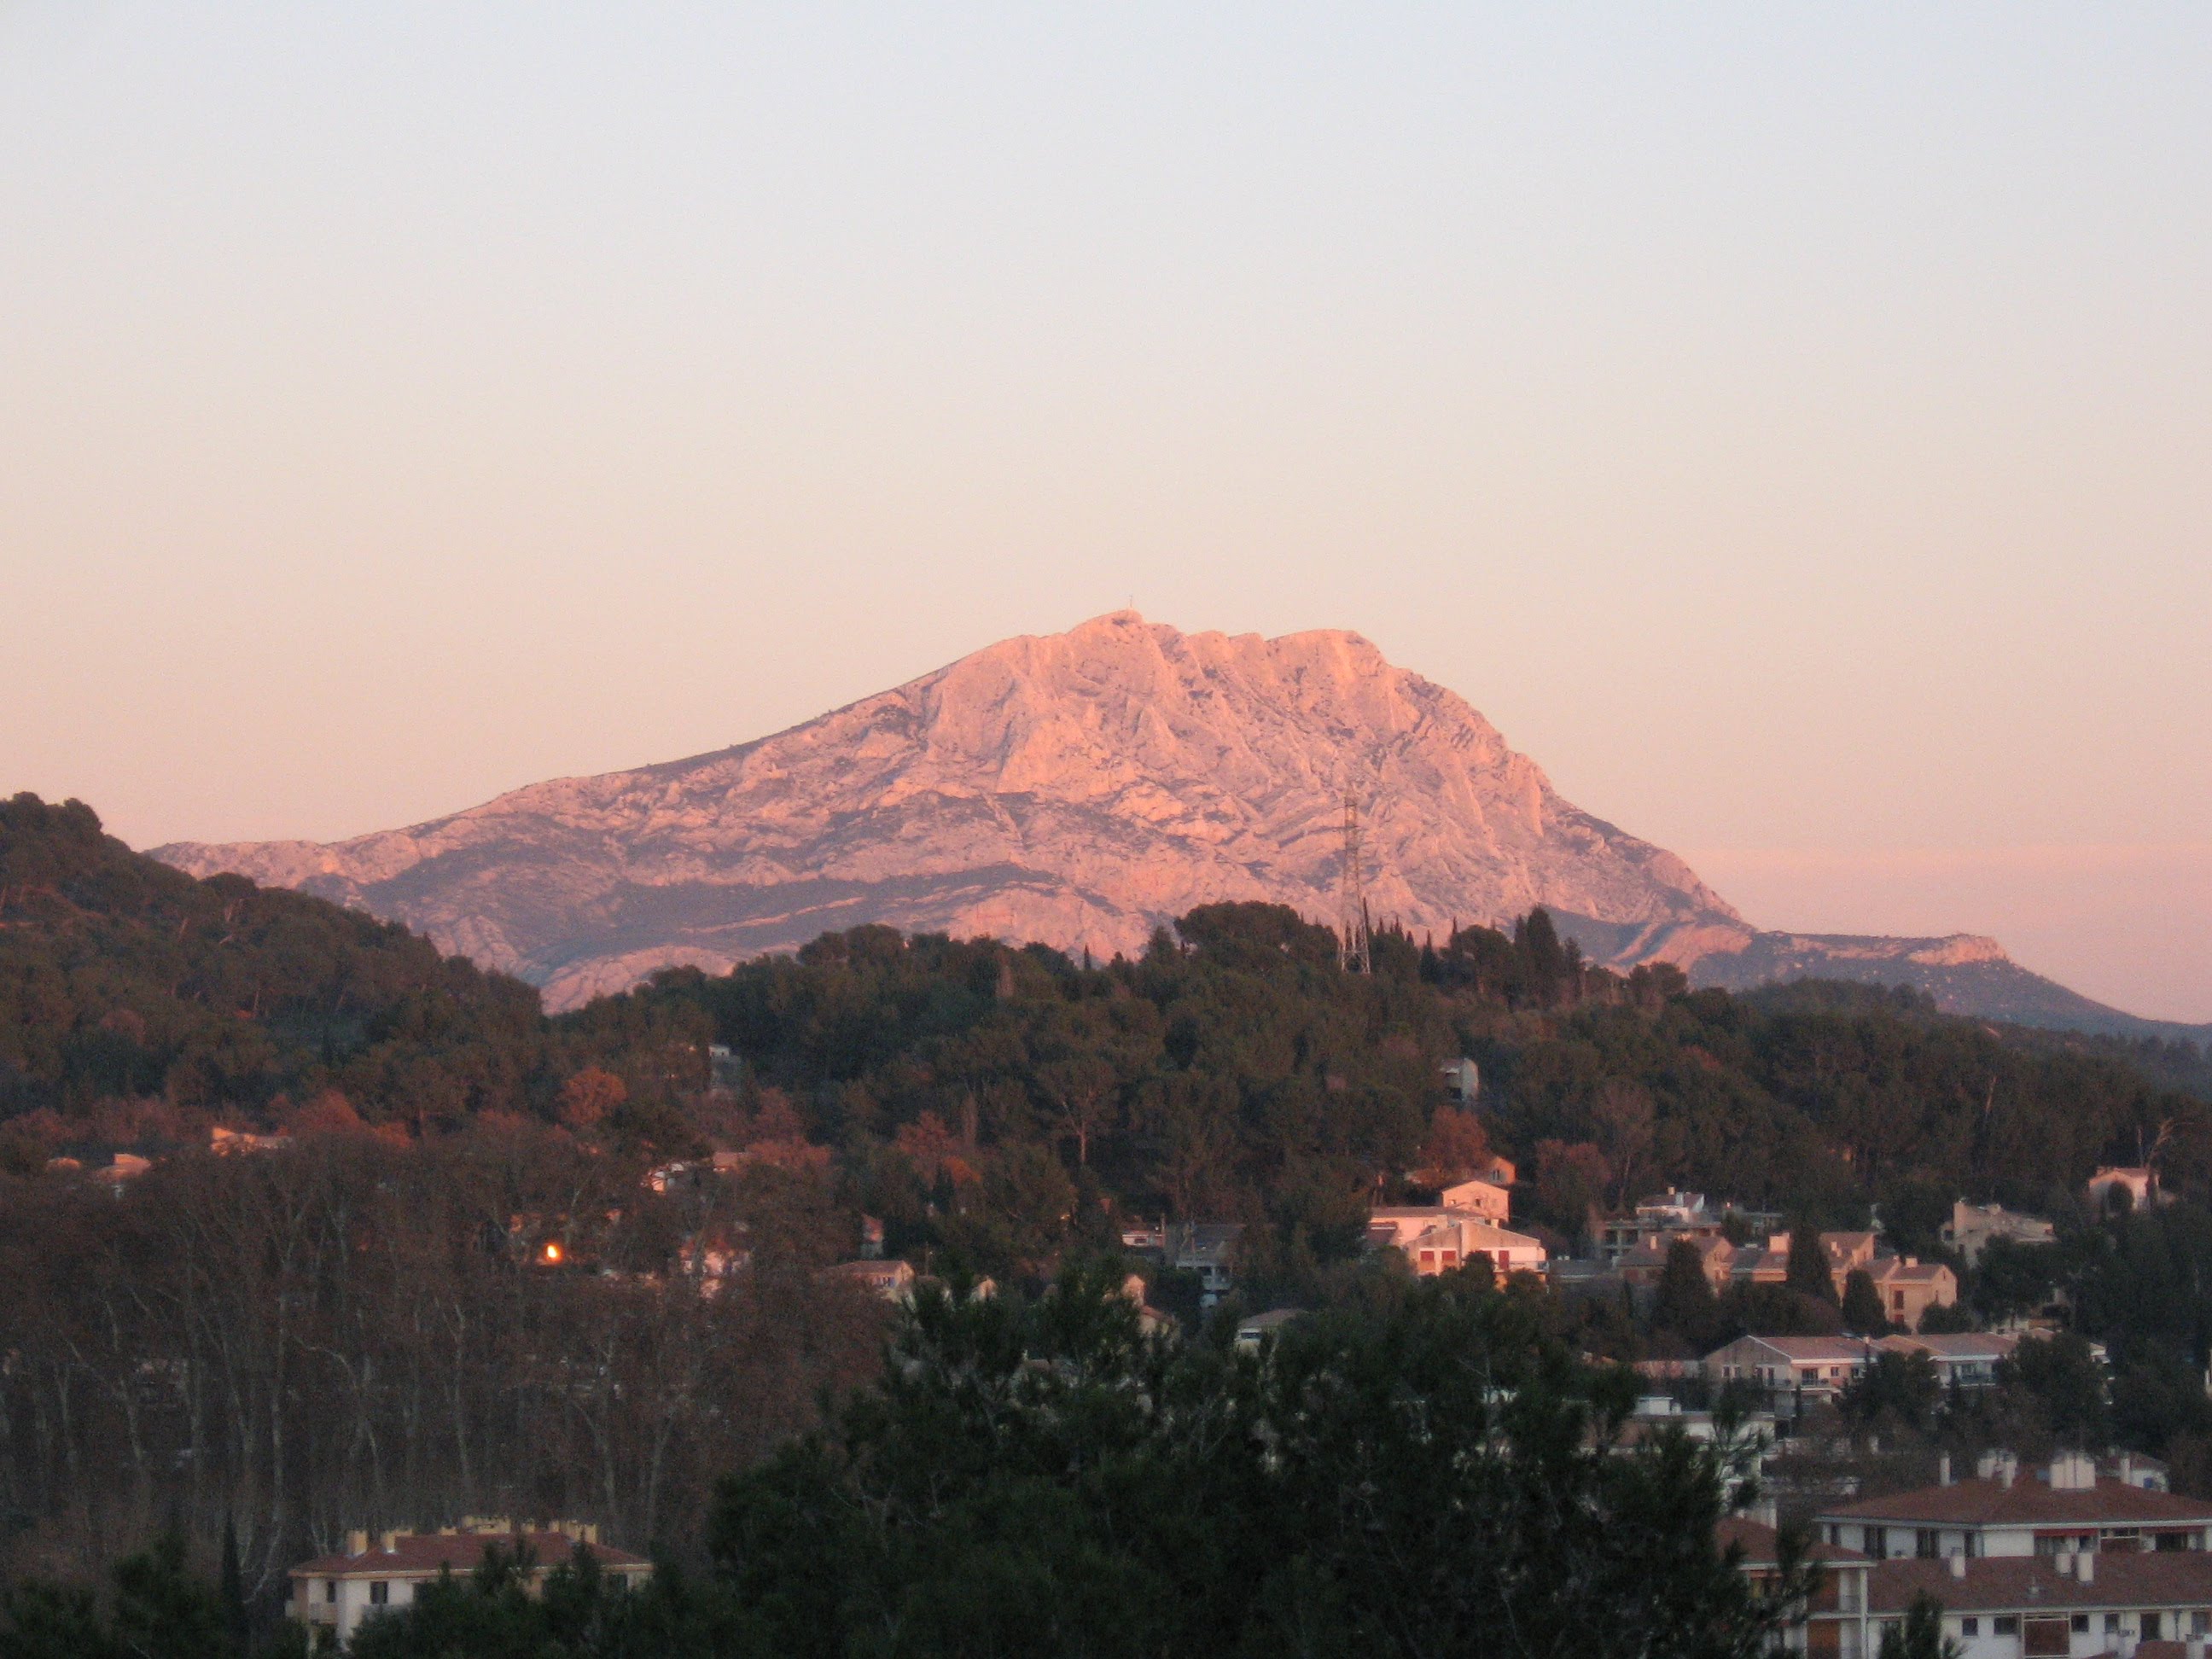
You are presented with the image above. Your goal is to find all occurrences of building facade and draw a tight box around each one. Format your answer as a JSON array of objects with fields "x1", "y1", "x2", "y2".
[{"x1": 290, "y1": 1525, "x2": 649, "y2": 1645}]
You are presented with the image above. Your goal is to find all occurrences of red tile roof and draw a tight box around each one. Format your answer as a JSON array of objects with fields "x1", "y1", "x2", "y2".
[
  {"x1": 1824, "y1": 1476, "x2": 2212, "y2": 1528},
  {"x1": 1718, "y1": 1516, "x2": 1867, "y2": 1567},
  {"x1": 289, "y1": 1532, "x2": 647, "y2": 1579},
  {"x1": 1869, "y1": 1552, "x2": 2212, "y2": 1615}
]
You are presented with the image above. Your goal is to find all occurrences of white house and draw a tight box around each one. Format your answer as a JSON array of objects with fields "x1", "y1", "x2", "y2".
[
  {"x1": 1864, "y1": 1551, "x2": 2212, "y2": 1658},
  {"x1": 1819, "y1": 1452, "x2": 2212, "y2": 1561},
  {"x1": 1874, "y1": 1331, "x2": 2021, "y2": 1390},
  {"x1": 1368, "y1": 1210, "x2": 1546, "y2": 1277},
  {"x1": 290, "y1": 1524, "x2": 649, "y2": 1645},
  {"x1": 1941, "y1": 1200, "x2": 2056, "y2": 1266},
  {"x1": 1436, "y1": 1178, "x2": 1511, "y2": 1224},
  {"x1": 1703, "y1": 1335, "x2": 1881, "y2": 1404}
]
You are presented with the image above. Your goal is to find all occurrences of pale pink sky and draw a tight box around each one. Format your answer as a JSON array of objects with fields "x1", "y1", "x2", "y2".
[{"x1": 3, "y1": 7, "x2": 2208, "y2": 1021}]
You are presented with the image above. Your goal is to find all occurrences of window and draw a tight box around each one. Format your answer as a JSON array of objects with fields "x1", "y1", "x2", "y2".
[
  {"x1": 324, "y1": 1580, "x2": 336, "y2": 1604},
  {"x1": 370, "y1": 1581, "x2": 389, "y2": 1606},
  {"x1": 1960, "y1": 1617, "x2": 1978, "y2": 1636},
  {"x1": 1993, "y1": 1615, "x2": 2018, "y2": 1635},
  {"x1": 1915, "y1": 1529, "x2": 1940, "y2": 1559},
  {"x1": 2104, "y1": 1614, "x2": 2122, "y2": 1634},
  {"x1": 2072, "y1": 1615, "x2": 2089, "y2": 1633},
  {"x1": 2195, "y1": 1611, "x2": 2210, "y2": 1637},
  {"x1": 1866, "y1": 1527, "x2": 1887, "y2": 1559},
  {"x1": 2145, "y1": 1613, "x2": 2163, "y2": 1641}
]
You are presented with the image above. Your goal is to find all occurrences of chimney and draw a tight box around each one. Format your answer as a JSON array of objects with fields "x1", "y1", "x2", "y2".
[
  {"x1": 584, "y1": 1522, "x2": 599, "y2": 1545},
  {"x1": 2059, "y1": 1550, "x2": 2075, "y2": 1577},
  {"x1": 346, "y1": 1528, "x2": 369, "y2": 1557},
  {"x1": 1949, "y1": 1551, "x2": 1965, "y2": 1580},
  {"x1": 2078, "y1": 1549, "x2": 2094, "y2": 1585},
  {"x1": 2000, "y1": 1459, "x2": 2016, "y2": 1488},
  {"x1": 1939, "y1": 1453, "x2": 1953, "y2": 1487},
  {"x1": 380, "y1": 1530, "x2": 399, "y2": 1554}
]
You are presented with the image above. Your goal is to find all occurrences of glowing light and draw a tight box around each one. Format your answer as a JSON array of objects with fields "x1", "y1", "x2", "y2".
[{"x1": 541, "y1": 1241, "x2": 563, "y2": 1265}]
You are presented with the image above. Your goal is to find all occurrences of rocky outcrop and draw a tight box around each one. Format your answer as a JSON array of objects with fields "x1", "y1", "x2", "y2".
[{"x1": 154, "y1": 612, "x2": 2186, "y2": 1037}]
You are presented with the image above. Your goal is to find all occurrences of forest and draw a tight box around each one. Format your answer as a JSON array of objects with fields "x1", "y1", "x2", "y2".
[{"x1": 6, "y1": 790, "x2": 2212, "y2": 1650}]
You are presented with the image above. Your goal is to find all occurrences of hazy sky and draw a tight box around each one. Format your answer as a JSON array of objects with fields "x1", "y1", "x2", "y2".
[{"x1": 3, "y1": 6, "x2": 2208, "y2": 1021}]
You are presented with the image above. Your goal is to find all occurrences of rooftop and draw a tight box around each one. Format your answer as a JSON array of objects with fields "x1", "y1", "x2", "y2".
[
  {"x1": 1876, "y1": 1332, "x2": 2019, "y2": 1361},
  {"x1": 1715, "y1": 1336, "x2": 1879, "y2": 1362},
  {"x1": 1868, "y1": 1552, "x2": 2212, "y2": 1615},
  {"x1": 1718, "y1": 1516, "x2": 1866, "y2": 1569},
  {"x1": 291, "y1": 1531, "x2": 647, "y2": 1580},
  {"x1": 1825, "y1": 1476, "x2": 2212, "y2": 1528}
]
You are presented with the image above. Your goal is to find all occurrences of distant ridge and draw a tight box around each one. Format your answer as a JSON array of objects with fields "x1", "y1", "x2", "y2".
[{"x1": 154, "y1": 614, "x2": 2202, "y2": 1039}]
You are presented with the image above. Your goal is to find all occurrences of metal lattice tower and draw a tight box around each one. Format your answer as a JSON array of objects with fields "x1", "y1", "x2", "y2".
[{"x1": 1336, "y1": 788, "x2": 1371, "y2": 974}]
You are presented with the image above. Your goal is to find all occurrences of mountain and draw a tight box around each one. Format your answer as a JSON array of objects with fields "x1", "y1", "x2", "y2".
[{"x1": 153, "y1": 614, "x2": 2203, "y2": 1039}]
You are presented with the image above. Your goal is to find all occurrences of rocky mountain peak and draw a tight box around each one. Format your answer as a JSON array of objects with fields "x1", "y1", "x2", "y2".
[{"x1": 152, "y1": 613, "x2": 2180, "y2": 1042}]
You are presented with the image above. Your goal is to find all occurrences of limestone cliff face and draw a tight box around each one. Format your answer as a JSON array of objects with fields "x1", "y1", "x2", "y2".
[{"x1": 158, "y1": 614, "x2": 1761, "y2": 1009}]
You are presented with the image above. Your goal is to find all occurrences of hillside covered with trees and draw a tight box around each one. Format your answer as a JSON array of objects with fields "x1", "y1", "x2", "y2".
[{"x1": 9, "y1": 790, "x2": 2212, "y2": 1639}]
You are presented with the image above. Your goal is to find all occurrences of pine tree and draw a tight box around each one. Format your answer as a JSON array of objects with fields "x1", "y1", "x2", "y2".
[
  {"x1": 1841, "y1": 1269, "x2": 1889, "y2": 1335},
  {"x1": 1785, "y1": 1222, "x2": 1837, "y2": 1306}
]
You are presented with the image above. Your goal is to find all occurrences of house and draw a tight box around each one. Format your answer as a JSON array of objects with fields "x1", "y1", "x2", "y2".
[
  {"x1": 2089, "y1": 1167, "x2": 2167, "y2": 1214},
  {"x1": 1115, "y1": 1273, "x2": 1174, "y2": 1337},
  {"x1": 1439, "y1": 1057, "x2": 1480, "y2": 1103},
  {"x1": 1822, "y1": 1232, "x2": 1883, "y2": 1286},
  {"x1": 677, "y1": 1234, "x2": 748, "y2": 1295},
  {"x1": 1629, "y1": 1396, "x2": 1779, "y2": 1457},
  {"x1": 1367, "y1": 1210, "x2": 1546, "y2": 1277},
  {"x1": 1620, "y1": 1231, "x2": 1738, "y2": 1289},
  {"x1": 210, "y1": 1126, "x2": 292, "y2": 1156},
  {"x1": 1169, "y1": 1223, "x2": 1245, "y2": 1307},
  {"x1": 1727, "y1": 1238, "x2": 1792, "y2": 1288},
  {"x1": 1600, "y1": 1190, "x2": 1727, "y2": 1263},
  {"x1": 1720, "y1": 1516, "x2": 1872, "y2": 1657},
  {"x1": 1233, "y1": 1308, "x2": 1303, "y2": 1354},
  {"x1": 1942, "y1": 1201, "x2": 2057, "y2": 1266},
  {"x1": 1121, "y1": 1219, "x2": 1168, "y2": 1255},
  {"x1": 289, "y1": 1523, "x2": 649, "y2": 1645},
  {"x1": 827, "y1": 1259, "x2": 915, "y2": 1302},
  {"x1": 1866, "y1": 1256, "x2": 1959, "y2": 1330},
  {"x1": 1874, "y1": 1331, "x2": 2020, "y2": 1390},
  {"x1": 1546, "y1": 1256, "x2": 1626, "y2": 1295},
  {"x1": 1863, "y1": 1550, "x2": 2212, "y2": 1656},
  {"x1": 1818, "y1": 1452, "x2": 2212, "y2": 1561},
  {"x1": 96, "y1": 1152, "x2": 152, "y2": 1196},
  {"x1": 1436, "y1": 1178, "x2": 1510, "y2": 1224},
  {"x1": 1703, "y1": 1336, "x2": 1881, "y2": 1405}
]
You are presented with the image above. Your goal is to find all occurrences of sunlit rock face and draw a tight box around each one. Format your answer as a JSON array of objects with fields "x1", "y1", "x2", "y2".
[{"x1": 164, "y1": 612, "x2": 2098, "y2": 1029}]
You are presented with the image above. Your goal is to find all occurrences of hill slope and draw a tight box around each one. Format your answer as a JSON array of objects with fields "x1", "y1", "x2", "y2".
[
  {"x1": 0, "y1": 792, "x2": 552, "y2": 1122},
  {"x1": 153, "y1": 614, "x2": 2201, "y2": 1039}
]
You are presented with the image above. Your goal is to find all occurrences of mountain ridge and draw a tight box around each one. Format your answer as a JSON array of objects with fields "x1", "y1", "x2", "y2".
[{"x1": 154, "y1": 613, "x2": 2199, "y2": 1039}]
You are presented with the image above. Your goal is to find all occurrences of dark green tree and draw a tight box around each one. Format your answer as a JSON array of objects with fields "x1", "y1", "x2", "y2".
[
  {"x1": 1654, "y1": 1238, "x2": 1720, "y2": 1348},
  {"x1": 1840, "y1": 1268, "x2": 1889, "y2": 1335},
  {"x1": 1786, "y1": 1223, "x2": 1837, "y2": 1306},
  {"x1": 1994, "y1": 1333, "x2": 2112, "y2": 1451},
  {"x1": 1839, "y1": 1353, "x2": 1941, "y2": 1435},
  {"x1": 1877, "y1": 1592, "x2": 1963, "y2": 1659},
  {"x1": 710, "y1": 1263, "x2": 1813, "y2": 1658}
]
